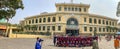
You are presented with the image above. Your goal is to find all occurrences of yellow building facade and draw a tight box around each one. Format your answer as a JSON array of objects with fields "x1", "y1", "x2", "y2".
[{"x1": 22, "y1": 3, "x2": 118, "y2": 36}]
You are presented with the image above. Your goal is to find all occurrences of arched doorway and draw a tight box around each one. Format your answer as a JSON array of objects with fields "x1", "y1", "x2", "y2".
[{"x1": 66, "y1": 18, "x2": 79, "y2": 36}]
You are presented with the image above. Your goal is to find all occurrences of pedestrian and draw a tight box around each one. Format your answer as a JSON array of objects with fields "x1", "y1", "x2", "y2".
[
  {"x1": 114, "y1": 37, "x2": 119, "y2": 49},
  {"x1": 53, "y1": 35, "x2": 57, "y2": 46},
  {"x1": 35, "y1": 37, "x2": 43, "y2": 49},
  {"x1": 92, "y1": 36, "x2": 99, "y2": 49}
]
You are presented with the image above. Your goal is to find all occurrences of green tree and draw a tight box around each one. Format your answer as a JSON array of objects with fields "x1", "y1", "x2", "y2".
[
  {"x1": 0, "y1": 0, "x2": 24, "y2": 19},
  {"x1": 24, "y1": 25, "x2": 30, "y2": 32},
  {"x1": 0, "y1": 0, "x2": 24, "y2": 37}
]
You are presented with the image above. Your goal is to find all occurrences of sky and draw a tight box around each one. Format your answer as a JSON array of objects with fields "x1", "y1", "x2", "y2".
[{"x1": 9, "y1": 0, "x2": 120, "y2": 24}]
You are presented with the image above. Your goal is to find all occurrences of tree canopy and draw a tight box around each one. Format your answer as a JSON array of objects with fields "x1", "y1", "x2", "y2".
[{"x1": 0, "y1": 0, "x2": 24, "y2": 20}]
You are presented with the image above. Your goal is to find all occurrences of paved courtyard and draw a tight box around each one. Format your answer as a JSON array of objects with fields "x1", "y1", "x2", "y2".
[{"x1": 0, "y1": 37, "x2": 115, "y2": 49}]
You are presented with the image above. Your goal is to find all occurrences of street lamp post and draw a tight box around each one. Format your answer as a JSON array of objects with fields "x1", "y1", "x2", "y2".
[{"x1": 93, "y1": 30, "x2": 97, "y2": 36}]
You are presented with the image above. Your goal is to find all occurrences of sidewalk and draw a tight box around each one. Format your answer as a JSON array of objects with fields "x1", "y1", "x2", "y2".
[{"x1": 0, "y1": 36, "x2": 9, "y2": 39}]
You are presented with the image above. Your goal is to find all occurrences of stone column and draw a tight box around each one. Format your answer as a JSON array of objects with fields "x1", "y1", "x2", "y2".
[
  {"x1": 9, "y1": 27, "x2": 12, "y2": 38},
  {"x1": 51, "y1": 32, "x2": 54, "y2": 38}
]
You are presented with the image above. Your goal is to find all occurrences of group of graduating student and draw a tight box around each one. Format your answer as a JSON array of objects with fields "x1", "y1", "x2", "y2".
[
  {"x1": 33, "y1": 35, "x2": 120, "y2": 49},
  {"x1": 34, "y1": 35, "x2": 98, "y2": 49},
  {"x1": 53, "y1": 35, "x2": 98, "y2": 47}
]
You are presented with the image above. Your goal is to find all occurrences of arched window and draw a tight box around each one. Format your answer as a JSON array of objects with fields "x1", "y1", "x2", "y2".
[
  {"x1": 29, "y1": 20, "x2": 31, "y2": 24},
  {"x1": 89, "y1": 18, "x2": 92, "y2": 23},
  {"x1": 59, "y1": 6, "x2": 62, "y2": 11},
  {"x1": 84, "y1": 8, "x2": 86, "y2": 12},
  {"x1": 98, "y1": 19, "x2": 101, "y2": 24},
  {"x1": 59, "y1": 17, "x2": 61, "y2": 21},
  {"x1": 39, "y1": 18, "x2": 42, "y2": 23},
  {"x1": 32, "y1": 19, "x2": 34, "y2": 24},
  {"x1": 48, "y1": 17, "x2": 50, "y2": 22},
  {"x1": 36, "y1": 19, "x2": 38, "y2": 23},
  {"x1": 52, "y1": 17, "x2": 56, "y2": 22},
  {"x1": 43, "y1": 18, "x2": 46, "y2": 22},
  {"x1": 79, "y1": 8, "x2": 81, "y2": 12}
]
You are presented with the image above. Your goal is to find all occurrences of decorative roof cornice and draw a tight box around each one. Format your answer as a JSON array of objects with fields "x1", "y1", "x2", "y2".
[
  {"x1": 55, "y1": 3, "x2": 90, "y2": 7},
  {"x1": 88, "y1": 13, "x2": 118, "y2": 21},
  {"x1": 24, "y1": 12, "x2": 118, "y2": 21}
]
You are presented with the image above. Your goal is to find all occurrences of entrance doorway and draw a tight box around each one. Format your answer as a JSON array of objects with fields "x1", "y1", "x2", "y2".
[
  {"x1": 66, "y1": 18, "x2": 79, "y2": 36},
  {"x1": 66, "y1": 29, "x2": 79, "y2": 36}
]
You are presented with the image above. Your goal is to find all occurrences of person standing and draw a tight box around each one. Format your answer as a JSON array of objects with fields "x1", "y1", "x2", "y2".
[
  {"x1": 35, "y1": 37, "x2": 43, "y2": 49},
  {"x1": 92, "y1": 36, "x2": 99, "y2": 49},
  {"x1": 99, "y1": 35, "x2": 101, "y2": 41},
  {"x1": 114, "y1": 37, "x2": 119, "y2": 49},
  {"x1": 53, "y1": 35, "x2": 57, "y2": 46}
]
